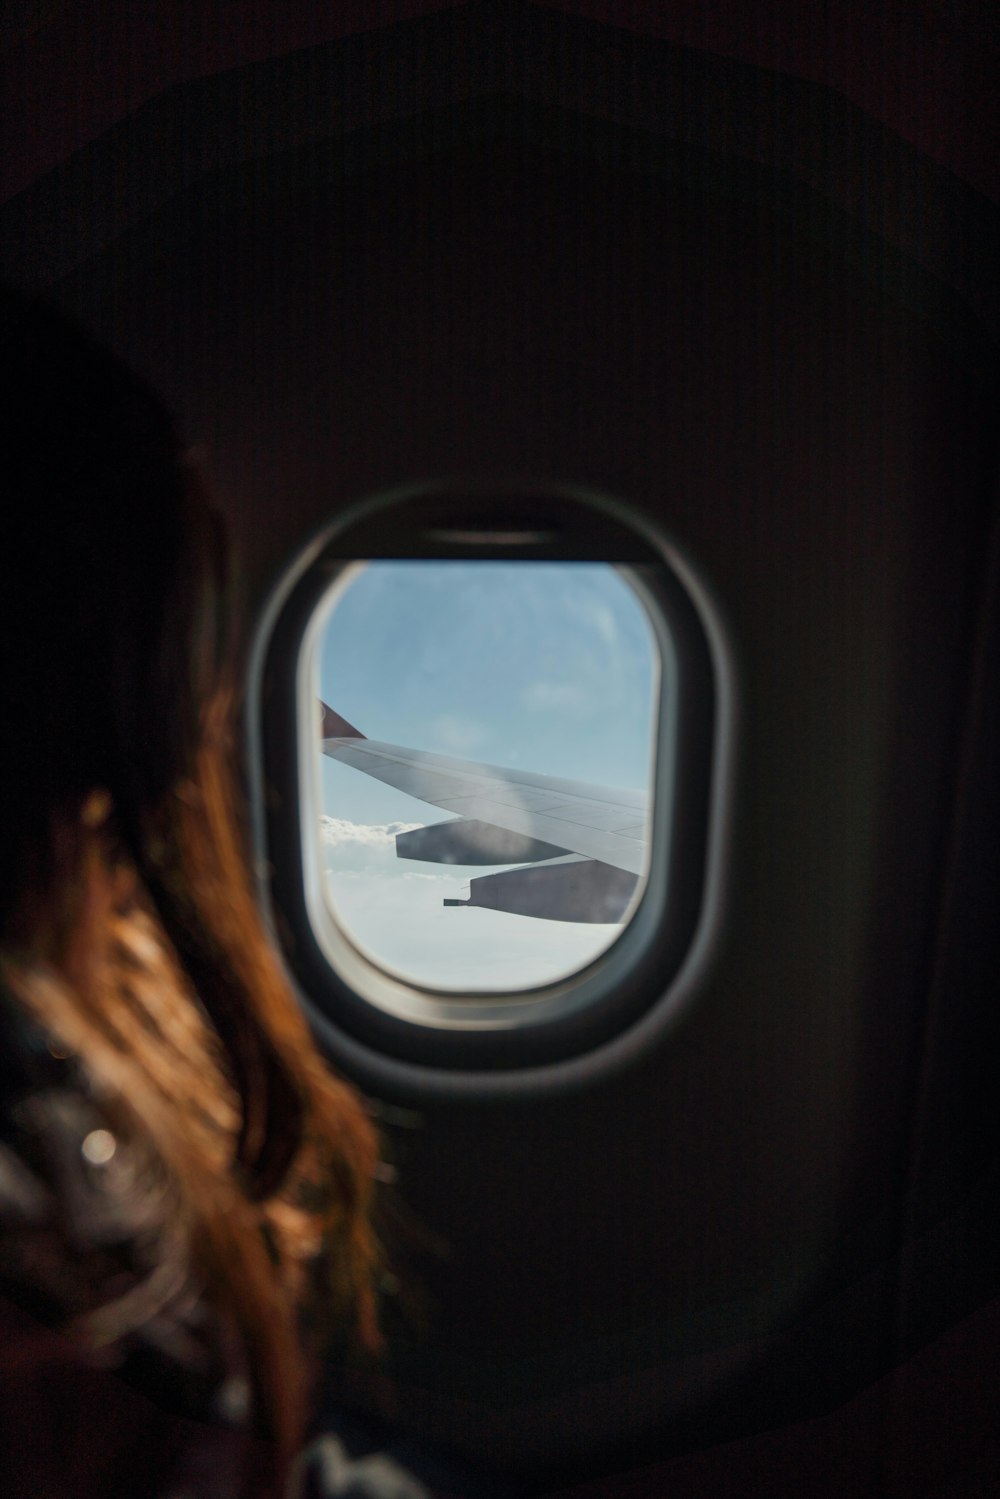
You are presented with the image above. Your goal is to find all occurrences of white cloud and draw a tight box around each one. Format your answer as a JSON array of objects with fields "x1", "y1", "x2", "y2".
[
  {"x1": 322, "y1": 867, "x2": 618, "y2": 992},
  {"x1": 319, "y1": 820, "x2": 622, "y2": 991},
  {"x1": 319, "y1": 816, "x2": 422, "y2": 873}
]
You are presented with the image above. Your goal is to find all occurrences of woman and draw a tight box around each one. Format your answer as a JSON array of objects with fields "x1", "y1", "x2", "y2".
[{"x1": 0, "y1": 288, "x2": 425, "y2": 1497}]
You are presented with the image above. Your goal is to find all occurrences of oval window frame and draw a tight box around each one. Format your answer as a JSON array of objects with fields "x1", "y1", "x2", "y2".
[{"x1": 248, "y1": 481, "x2": 731, "y2": 1094}]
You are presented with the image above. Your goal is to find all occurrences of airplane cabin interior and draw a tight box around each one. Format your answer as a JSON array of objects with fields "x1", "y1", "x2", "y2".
[{"x1": 2, "y1": 4, "x2": 998, "y2": 1495}]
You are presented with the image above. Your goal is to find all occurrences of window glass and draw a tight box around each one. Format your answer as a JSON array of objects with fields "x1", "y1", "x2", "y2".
[{"x1": 306, "y1": 561, "x2": 659, "y2": 993}]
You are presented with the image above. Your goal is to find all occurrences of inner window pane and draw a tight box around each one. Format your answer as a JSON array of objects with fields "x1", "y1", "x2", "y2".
[{"x1": 307, "y1": 561, "x2": 659, "y2": 993}]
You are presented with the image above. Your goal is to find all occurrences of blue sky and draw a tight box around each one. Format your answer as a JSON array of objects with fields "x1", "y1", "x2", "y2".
[{"x1": 310, "y1": 561, "x2": 659, "y2": 990}]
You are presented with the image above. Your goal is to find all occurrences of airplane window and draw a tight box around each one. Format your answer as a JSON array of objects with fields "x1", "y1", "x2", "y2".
[
  {"x1": 304, "y1": 562, "x2": 659, "y2": 993},
  {"x1": 252, "y1": 482, "x2": 721, "y2": 1081}
]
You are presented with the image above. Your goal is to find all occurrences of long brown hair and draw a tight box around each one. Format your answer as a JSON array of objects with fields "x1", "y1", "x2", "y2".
[{"x1": 0, "y1": 289, "x2": 381, "y2": 1487}]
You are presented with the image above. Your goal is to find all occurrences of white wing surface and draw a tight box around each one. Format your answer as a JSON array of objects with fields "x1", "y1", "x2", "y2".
[{"x1": 321, "y1": 729, "x2": 648, "y2": 875}]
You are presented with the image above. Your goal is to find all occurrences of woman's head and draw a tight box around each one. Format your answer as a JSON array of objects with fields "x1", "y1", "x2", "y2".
[
  {"x1": 0, "y1": 287, "x2": 381, "y2": 1487},
  {"x1": 0, "y1": 287, "x2": 221, "y2": 920}
]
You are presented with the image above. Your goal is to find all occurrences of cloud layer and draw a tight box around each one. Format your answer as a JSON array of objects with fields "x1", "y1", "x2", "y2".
[
  {"x1": 319, "y1": 815, "x2": 422, "y2": 871},
  {"x1": 320, "y1": 817, "x2": 619, "y2": 991}
]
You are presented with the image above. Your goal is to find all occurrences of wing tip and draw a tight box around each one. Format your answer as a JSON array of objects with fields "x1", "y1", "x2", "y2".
[{"x1": 319, "y1": 701, "x2": 366, "y2": 739}]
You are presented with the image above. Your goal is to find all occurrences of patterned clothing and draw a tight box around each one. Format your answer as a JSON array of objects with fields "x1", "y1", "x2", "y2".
[{"x1": 0, "y1": 989, "x2": 427, "y2": 1499}]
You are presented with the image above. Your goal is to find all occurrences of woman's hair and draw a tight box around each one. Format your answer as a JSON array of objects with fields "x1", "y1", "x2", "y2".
[{"x1": 0, "y1": 288, "x2": 381, "y2": 1484}]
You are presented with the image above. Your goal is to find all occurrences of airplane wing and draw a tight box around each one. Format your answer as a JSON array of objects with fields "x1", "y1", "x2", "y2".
[{"x1": 319, "y1": 701, "x2": 647, "y2": 876}]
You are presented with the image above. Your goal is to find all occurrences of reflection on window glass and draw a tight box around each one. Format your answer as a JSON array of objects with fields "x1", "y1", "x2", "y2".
[{"x1": 308, "y1": 562, "x2": 659, "y2": 992}]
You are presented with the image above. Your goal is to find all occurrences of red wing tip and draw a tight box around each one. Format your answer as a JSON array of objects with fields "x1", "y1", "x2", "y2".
[{"x1": 319, "y1": 702, "x2": 366, "y2": 739}]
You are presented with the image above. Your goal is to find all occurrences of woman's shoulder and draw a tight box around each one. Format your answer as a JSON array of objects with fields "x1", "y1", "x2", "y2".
[
  {"x1": 0, "y1": 984, "x2": 267, "y2": 1497},
  {"x1": 0, "y1": 993, "x2": 440, "y2": 1499},
  {"x1": 1, "y1": 987, "x2": 166, "y2": 1323},
  {"x1": 0, "y1": 983, "x2": 238, "y2": 1399}
]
